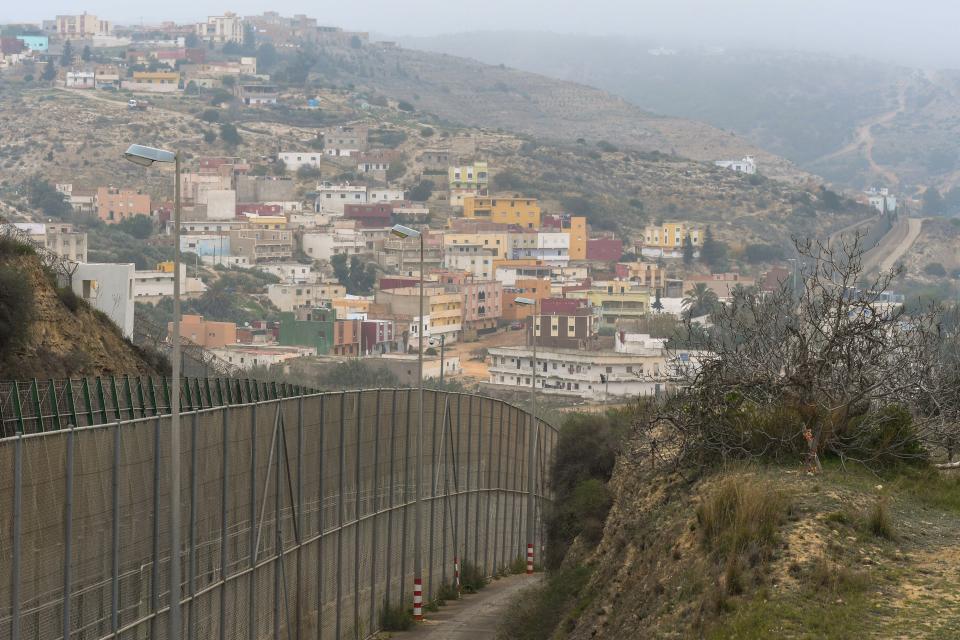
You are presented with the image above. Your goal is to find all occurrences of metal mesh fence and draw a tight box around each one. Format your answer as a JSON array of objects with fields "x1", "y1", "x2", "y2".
[{"x1": 0, "y1": 388, "x2": 555, "y2": 640}]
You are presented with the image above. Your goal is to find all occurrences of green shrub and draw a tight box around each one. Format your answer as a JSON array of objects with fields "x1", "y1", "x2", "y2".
[
  {"x1": 508, "y1": 556, "x2": 527, "y2": 575},
  {"x1": 435, "y1": 581, "x2": 459, "y2": 602},
  {"x1": 460, "y1": 560, "x2": 487, "y2": 593},
  {"x1": 696, "y1": 476, "x2": 789, "y2": 559},
  {"x1": 0, "y1": 266, "x2": 35, "y2": 353},
  {"x1": 845, "y1": 405, "x2": 926, "y2": 465},
  {"x1": 497, "y1": 565, "x2": 592, "y2": 640},
  {"x1": 866, "y1": 498, "x2": 894, "y2": 539},
  {"x1": 0, "y1": 236, "x2": 37, "y2": 258},
  {"x1": 378, "y1": 604, "x2": 413, "y2": 631},
  {"x1": 57, "y1": 286, "x2": 81, "y2": 313}
]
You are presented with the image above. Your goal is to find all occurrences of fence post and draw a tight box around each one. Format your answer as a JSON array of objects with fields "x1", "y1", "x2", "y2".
[
  {"x1": 62, "y1": 422, "x2": 76, "y2": 640},
  {"x1": 112, "y1": 420, "x2": 121, "y2": 633},
  {"x1": 484, "y1": 399, "x2": 494, "y2": 576},
  {"x1": 369, "y1": 389, "x2": 382, "y2": 634},
  {"x1": 109, "y1": 375, "x2": 122, "y2": 422},
  {"x1": 427, "y1": 390, "x2": 439, "y2": 599},
  {"x1": 219, "y1": 405, "x2": 229, "y2": 640},
  {"x1": 188, "y1": 411, "x2": 199, "y2": 640},
  {"x1": 297, "y1": 394, "x2": 305, "y2": 639},
  {"x1": 248, "y1": 403, "x2": 258, "y2": 640},
  {"x1": 474, "y1": 397, "x2": 484, "y2": 570},
  {"x1": 400, "y1": 388, "x2": 412, "y2": 607},
  {"x1": 514, "y1": 407, "x2": 524, "y2": 562},
  {"x1": 493, "y1": 402, "x2": 505, "y2": 573},
  {"x1": 30, "y1": 379, "x2": 42, "y2": 433},
  {"x1": 11, "y1": 435, "x2": 22, "y2": 640},
  {"x1": 335, "y1": 392, "x2": 345, "y2": 640},
  {"x1": 96, "y1": 376, "x2": 107, "y2": 424},
  {"x1": 150, "y1": 417, "x2": 161, "y2": 639},
  {"x1": 354, "y1": 392, "x2": 363, "y2": 639},
  {"x1": 49, "y1": 379, "x2": 62, "y2": 431},
  {"x1": 316, "y1": 393, "x2": 325, "y2": 640},
  {"x1": 464, "y1": 394, "x2": 473, "y2": 574},
  {"x1": 385, "y1": 389, "x2": 398, "y2": 611},
  {"x1": 124, "y1": 374, "x2": 136, "y2": 420},
  {"x1": 273, "y1": 405, "x2": 282, "y2": 640}
]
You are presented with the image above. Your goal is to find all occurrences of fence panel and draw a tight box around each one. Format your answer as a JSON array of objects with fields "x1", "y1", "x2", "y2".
[{"x1": 0, "y1": 389, "x2": 556, "y2": 639}]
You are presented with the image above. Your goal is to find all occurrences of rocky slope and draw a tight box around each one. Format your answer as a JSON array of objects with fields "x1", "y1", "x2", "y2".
[{"x1": 0, "y1": 241, "x2": 165, "y2": 379}]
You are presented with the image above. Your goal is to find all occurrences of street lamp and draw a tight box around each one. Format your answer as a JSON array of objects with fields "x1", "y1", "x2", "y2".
[
  {"x1": 429, "y1": 334, "x2": 447, "y2": 386},
  {"x1": 391, "y1": 223, "x2": 426, "y2": 619},
  {"x1": 124, "y1": 143, "x2": 182, "y2": 640},
  {"x1": 514, "y1": 295, "x2": 539, "y2": 574}
]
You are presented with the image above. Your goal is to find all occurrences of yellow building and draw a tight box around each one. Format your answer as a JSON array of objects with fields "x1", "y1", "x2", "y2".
[
  {"x1": 568, "y1": 216, "x2": 587, "y2": 260},
  {"x1": 156, "y1": 261, "x2": 175, "y2": 273},
  {"x1": 567, "y1": 285, "x2": 651, "y2": 325},
  {"x1": 131, "y1": 71, "x2": 180, "y2": 86},
  {"x1": 247, "y1": 215, "x2": 287, "y2": 230},
  {"x1": 443, "y1": 231, "x2": 511, "y2": 258},
  {"x1": 463, "y1": 195, "x2": 541, "y2": 229},
  {"x1": 642, "y1": 222, "x2": 702, "y2": 250},
  {"x1": 448, "y1": 162, "x2": 489, "y2": 191}
]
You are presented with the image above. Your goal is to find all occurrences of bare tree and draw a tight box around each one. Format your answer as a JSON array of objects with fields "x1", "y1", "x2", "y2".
[{"x1": 644, "y1": 235, "x2": 943, "y2": 471}]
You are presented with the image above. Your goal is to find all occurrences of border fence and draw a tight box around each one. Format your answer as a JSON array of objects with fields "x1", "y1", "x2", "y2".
[{"x1": 0, "y1": 387, "x2": 555, "y2": 639}]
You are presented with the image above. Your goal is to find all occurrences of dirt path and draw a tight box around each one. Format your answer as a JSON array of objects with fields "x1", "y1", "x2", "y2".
[
  {"x1": 381, "y1": 574, "x2": 539, "y2": 640},
  {"x1": 878, "y1": 217, "x2": 923, "y2": 272},
  {"x1": 816, "y1": 80, "x2": 907, "y2": 185},
  {"x1": 449, "y1": 330, "x2": 525, "y2": 382}
]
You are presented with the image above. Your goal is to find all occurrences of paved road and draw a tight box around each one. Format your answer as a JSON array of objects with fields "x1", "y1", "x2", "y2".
[
  {"x1": 382, "y1": 573, "x2": 540, "y2": 639},
  {"x1": 878, "y1": 217, "x2": 923, "y2": 272}
]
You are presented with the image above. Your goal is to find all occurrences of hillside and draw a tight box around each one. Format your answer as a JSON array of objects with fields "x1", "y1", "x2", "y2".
[
  {"x1": 401, "y1": 33, "x2": 960, "y2": 193},
  {"x1": 0, "y1": 76, "x2": 869, "y2": 259},
  {"x1": 293, "y1": 40, "x2": 806, "y2": 182},
  {"x1": 0, "y1": 238, "x2": 166, "y2": 379}
]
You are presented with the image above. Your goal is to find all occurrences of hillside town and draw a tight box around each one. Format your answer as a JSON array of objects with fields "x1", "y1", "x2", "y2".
[{"x1": 0, "y1": 10, "x2": 897, "y2": 406}]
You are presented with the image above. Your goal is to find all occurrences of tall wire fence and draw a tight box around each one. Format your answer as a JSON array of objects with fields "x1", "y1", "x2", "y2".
[{"x1": 0, "y1": 388, "x2": 555, "y2": 640}]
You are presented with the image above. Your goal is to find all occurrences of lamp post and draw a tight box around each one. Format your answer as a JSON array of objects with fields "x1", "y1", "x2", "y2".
[
  {"x1": 391, "y1": 224, "x2": 425, "y2": 618},
  {"x1": 123, "y1": 143, "x2": 182, "y2": 639},
  {"x1": 429, "y1": 334, "x2": 446, "y2": 386},
  {"x1": 514, "y1": 295, "x2": 538, "y2": 574}
]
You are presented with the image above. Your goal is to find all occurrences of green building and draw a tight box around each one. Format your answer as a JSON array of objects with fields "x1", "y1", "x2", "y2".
[{"x1": 279, "y1": 308, "x2": 336, "y2": 355}]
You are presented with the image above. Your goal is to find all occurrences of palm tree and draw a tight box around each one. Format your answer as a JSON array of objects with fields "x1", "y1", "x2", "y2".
[{"x1": 682, "y1": 283, "x2": 719, "y2": 318}]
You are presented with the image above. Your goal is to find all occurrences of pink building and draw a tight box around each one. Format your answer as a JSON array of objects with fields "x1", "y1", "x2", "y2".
[
  {"x1": 586, "y1": 238, "x2": 623, "y2": 262},
  {"x1": 361, "y1": 319, "x2": 399, "y2": 355}
]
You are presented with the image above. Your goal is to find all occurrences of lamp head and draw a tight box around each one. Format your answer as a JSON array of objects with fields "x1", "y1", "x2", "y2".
[
  {"x1": 390, "y1": 224, "x2": 420, "y2": 239},
  {"x1": 123, "y1": 144, "x2": 176, "y2": 166},
  {"x1": 514, "y1": 296, "x2": 536, "y2": 306}
]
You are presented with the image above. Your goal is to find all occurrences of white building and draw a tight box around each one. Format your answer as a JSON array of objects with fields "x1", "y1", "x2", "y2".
[
  {"x1": 865, "y1": 188, "x2": 897, "y2": 214},
  {"x1": 196, "y1": 13, "x2": 245, "y2": 44},
  {"x1": 278, "y1": 151, "x2": 325, "y2": 171},
  {"x1": 13, "y1": 222, "x2": 88, "y2": 262},
  {"x1": 133, "y1": 269, "x2": 206, "y2": 302},
  {"x1": 714, "y1": 156, "x2": 757, "y2": 175},
  {"x1": 368, "y1": 188, "x2": 405, "y2": 203},
  {"x1": 201, "y1": 254, "x2": 249, "y2": 268},
  {"x1": 203, "y1": 189, "x2": 237, "y2": 220},
  {"x1": 72, "y1": 263, "x2": 135, "y2": 339},
  {"x1": 65, "y1": 71, "x2": 95, "y2": 89},
  {"x1": 444, "y1": 241, "x2": 496, "y2": 280},
  {"x1": 315, "y1": 184, "x2": 368, "y2": 215},
  {"x1": 301, "y1": 228, "x2": 365, "y2": 261},
  {"x1": 254, "y1": 262, "x2": 319, "y2": 283},
  {"x1": 487, "y1": 345, "x2": 676, "y2": 400},
  {"x1": 266, "y1": 282, "x2": 347, "y2": 312},
  {"x1": 209, "y1": 344, "x2": 315, "y2": 370}
]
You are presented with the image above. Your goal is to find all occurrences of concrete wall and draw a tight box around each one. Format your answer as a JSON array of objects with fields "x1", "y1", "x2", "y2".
[{"x1": 72, "y1": 262, "x2": 135, "y2": 338}]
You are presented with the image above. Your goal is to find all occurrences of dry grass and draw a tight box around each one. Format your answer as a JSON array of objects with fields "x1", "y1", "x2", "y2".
[{"x1": 697, "y1": 475, "x2": 791, "y2": 559}]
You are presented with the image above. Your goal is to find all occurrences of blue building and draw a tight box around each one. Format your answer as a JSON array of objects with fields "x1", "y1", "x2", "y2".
[
  {"x1": 17, "y1": 35, "x2": 49, "y2": 52},
  {"x1": 180, "y1": 234, "x2": 231, "y2": 258}
]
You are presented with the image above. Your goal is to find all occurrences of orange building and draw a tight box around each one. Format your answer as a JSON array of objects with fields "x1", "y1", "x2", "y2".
[
  {"x1": 171, "y1": 314, "x2": 237, "y2": 348},
  {"x1": 462, "y1": 195, "x2": 541, "y2": 229},
  {"x1": 501, "y1": 278, "x2": 552, "y2": 322},
  {"x1": 333, "y1": 318, "x2": 362, "y2": 356},
  {"x1": 96, "y1": 186, "x2": 151, "y2": 223}
]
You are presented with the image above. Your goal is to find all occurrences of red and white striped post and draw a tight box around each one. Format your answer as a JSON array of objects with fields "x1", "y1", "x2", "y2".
[
  {"x1": 413, "y1": 577, "x2": 423, "y2": 621},
  {"x1": 454, "y1": 556, "x2": 461, "y2": 597},
  {"x1": 526, "y1": 543, "x2": 534, "y2": 575}
]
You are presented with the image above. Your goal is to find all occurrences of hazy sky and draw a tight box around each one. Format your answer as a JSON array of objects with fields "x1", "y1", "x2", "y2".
[{"x1": 5, "y1": 0, "x2": 959, "y2": 67}]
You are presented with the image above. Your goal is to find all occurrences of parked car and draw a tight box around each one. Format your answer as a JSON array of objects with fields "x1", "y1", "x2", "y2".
[{"x1": 509, "y1": 321, "x2": 523, "y2": 330}]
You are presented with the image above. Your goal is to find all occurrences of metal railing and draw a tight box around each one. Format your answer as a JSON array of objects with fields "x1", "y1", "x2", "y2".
[
  {"x1": 0, "y1": 375, "x2": 312, "y2": 437},
  {"x1": 0, "y1": 387, "x2": 555, "y2": 640}
]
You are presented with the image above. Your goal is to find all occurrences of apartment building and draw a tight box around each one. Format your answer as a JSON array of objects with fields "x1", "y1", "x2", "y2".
[
  {"x1": 433, "y1": 271, "x2": 503, "y2": 333},
  {"x1": 96, "y1": 187, "x2": 151, "y2": 224},
  {"x1": 641, "y1": 222, "x2": 702, "y2": 258},
  {"x1": 196, "y1": 13, "x2": 245, "y2": 44},
  {"x1": 320, "y1": 126, "x2": 368, "y2": 156},
  {"x1": 501, "y1": 277, "x2": 551, "y2": 322},
  {"x1": 542, "y1": 214, "x2": 587, "y2": 260},
  {"x1": 172, "y1": 314, "x2": 237, "y2": 349},
  {"x1": 333, "y1": 318, "x2": 362, "y2": 356},
  {"x1": 267, "y1": 282, "x2": 346, "y2": 312},
  {"x1": 567, "y1": 282, "x2": 651, "y2": 325},
  {"x1": 13, "y1": 222, "x2": 87, "y2": 262},
  {"x1": 462, "y1": 195, "x2": 541, "y2": 229},
  {"x1": 375, "y1": 286, "x2": 463, "y2": 344},
  {"x1": 279, "y1": 308, "x2": 336, "y2": 355},
  {"x1": 123, "y1": 71, "x2": 181, "y2": 93},
  {"x1": 301, "y1": 228, "x2": 364, "y2": 261},
  {"x1": 229, "y1": 228, "x2": 294, "y2": 263},
  {"x1": 315, "y1": 184, "x2": 368, "y2": 214},
  {"x1": 615, "y1": 261, "x2": 667, "y2": 290},
  {"x1": 447, "y1": 161, "x2": 489, "y2": 205},
  {"x1": 55, "y1": 13, "x2": 111, "y2": 36}
]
